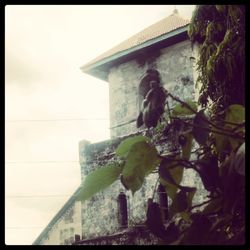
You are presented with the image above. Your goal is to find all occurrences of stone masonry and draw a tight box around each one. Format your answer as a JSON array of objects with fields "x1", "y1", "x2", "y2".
[{"x1": 108, "y1": 40, "x2": 195, "y2": 138}]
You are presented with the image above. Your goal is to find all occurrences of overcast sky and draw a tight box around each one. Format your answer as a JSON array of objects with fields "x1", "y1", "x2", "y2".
[{"x1": 5, "y1": 5, "x2": 195, "y2": 245}]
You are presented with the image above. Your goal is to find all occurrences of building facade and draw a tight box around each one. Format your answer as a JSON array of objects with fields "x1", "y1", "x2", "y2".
[
  {"x1": 33, "y1": 189, "x2": 82, "y2": 245},
  {"x1": 33, "y1": 10, "x2": 206, "y2": 245},
  {"x1": 76, "y1": 10, "x2": 207, "y2": 244}
]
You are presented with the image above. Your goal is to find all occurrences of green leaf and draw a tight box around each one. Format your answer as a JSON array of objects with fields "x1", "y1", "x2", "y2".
[
  {"x1": 169, "y1": 190, "x2": 189, "y2": 218},
  {"x1": 158, "y1": 158, "x2": 181, "y2": 188},
  {"x1": 181, "y1": 132, "x2": 193, "y2": 160},
  {"x1": 224, "y1": 104, "x2": 245, "y2": 125},
  {"x1": 160, "y1": 178, "x2": 178, "y2": 201},
  {"x1": 169, "y1": 187, "x2": 196, "y2": 218},
  {"x1": 115, "y1": 135, "x2": 149, "y2": 157},
  {"x1": 121, "y1": 174, "x2": 143, "y2": 195},
  {"x1": 159, "y1": 159, "x2": 184, "y2": 200},
  {"x1": 121, "y1": 141, "x2": 160, "y2": 194},
  {"x1": 171, "y1": 100, "x2": 197, "y2": 117},
  {"x1": 213, "y1": 130, "x2": 229, "y2": 153},
  {"x1": 213, "y1": 105, "x2": 245, "y2": 153},
  {"x1": 76, "y1": 163, "x2": 123, "y2": 201},
  {"x1": 180, "y1": 211, "x2": 191, "y2": 222},
  {"x1": 192, "y1": 109, "x2": 210, "y2": 145},
  {"x1": 224, "y1": 105, "x2": 245, "y2": 151}
]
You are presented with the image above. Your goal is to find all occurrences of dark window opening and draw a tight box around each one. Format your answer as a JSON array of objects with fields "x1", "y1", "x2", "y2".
[
  {"x1": 117, "y1": 192, "x2": 128, "y2": 229},
  {"x1": 157, "y1": 183, "x2": 169, "y2": 222}
]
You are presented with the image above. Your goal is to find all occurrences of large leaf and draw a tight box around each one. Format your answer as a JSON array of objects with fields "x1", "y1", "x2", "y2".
[
  {"x1": 121, "y1": 141, "x2": 159, "y2": 194},
  {"x1": 76, "y1": 163, "x2": 123, "y2": 201},
  {"x1": 212, "y1": 129, "x2": 230, "y2": 153},
  {"x1": 169, "y1": 188, "x2": 196, "y2": 218},
  {"x1": 224, "y1": 104, "x2": 245, "y2": 151},
  {"x1": 192, "y1": 109, "x2": 210, "y2": 145},
  {"x1": 224, "y1": 104, "x2": 245, "y2": 125},
  {"x1": 169, "y1": 190, "x2": 188, "y2": 218},
  {"x1": 121, "y1": 175, "x2": 144, "y2": 195},
  {"x1": 213, "y1": 104, "x2": 245, "y2": 152},
  {"x1": 158, "y1": 158, "x2": 181, "y2": 188},
  {"x1": 171, "y1": 100, "x2": 197, "y2": 117},
  {"x1": 180, "y1": 132, "x2": 193, "y2": 160},
  {"x1": 159, "y1": 157, "x2": 184, "y2": 200},
  {"x1": 115, "y1": 135, "x2": 149, "y2": 157}
]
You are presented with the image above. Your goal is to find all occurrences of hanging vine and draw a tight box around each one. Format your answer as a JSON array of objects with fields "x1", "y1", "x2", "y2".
[{"x1": 188, "y1": 5, "x2": 245, "y2": 111}]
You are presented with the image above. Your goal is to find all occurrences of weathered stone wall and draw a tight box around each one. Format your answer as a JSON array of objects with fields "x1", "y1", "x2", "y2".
[
  {"x1": 108, "y1": 61, "x2": 143, "y2": 138},
  {"x1": 108, "y1": 40, "x2": 195, "y2": 138},
  {"x1": 79, "y1": 133, "x2": 159, "y2": 240},
  {"x1": 78, "y1": 39, "x2": 208, "y2": 244},
  {"x1": 79, "y1": 132, "x2": 208, "y2": 242}
]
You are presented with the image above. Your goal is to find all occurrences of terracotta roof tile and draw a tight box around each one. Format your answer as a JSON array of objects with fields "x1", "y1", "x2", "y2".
[{"x1": 81, "y1": 12, "x2": 190, "y2": 70}]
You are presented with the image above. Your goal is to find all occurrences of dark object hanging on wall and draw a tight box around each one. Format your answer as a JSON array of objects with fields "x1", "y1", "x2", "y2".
[{"x1": 117, "y1": 192, "x2": 128, "y2": 229}]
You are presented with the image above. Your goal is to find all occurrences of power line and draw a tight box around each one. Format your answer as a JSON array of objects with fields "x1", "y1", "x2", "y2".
[
  {"x1": 6, "y1": 226, "x2": 46, "y2": 229},
  {"x1": 6, "y1": 161, "x2": 79, "y2": 164},
  {"x1": 6, "y1": 194, "x2": 75, "y2": 198},
  {"x1": 6, "y1": 225, "x2": 147, "y2": 230},
  {"x1": 6, "y1": 118, "x2": 109, "y2": 123}
]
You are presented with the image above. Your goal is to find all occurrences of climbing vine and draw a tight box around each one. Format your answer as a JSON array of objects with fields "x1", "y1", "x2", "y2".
[{"x1": 77, "y1": 5, "x2": 245, "y2": 245}]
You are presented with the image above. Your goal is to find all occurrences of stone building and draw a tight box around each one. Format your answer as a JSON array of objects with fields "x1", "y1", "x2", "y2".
[
  {"x1": 81, "y1": 9, "x2": 193, "y2": 138},
  {"x1": 32, "y1": 188, "x2": 82, "y2": 245},
  {"x1": 76, "y1": 9, "x2": 207, "y2": 245},
  {"x1": 33, "y1": 9, "x2": 206, "y2": 245}
]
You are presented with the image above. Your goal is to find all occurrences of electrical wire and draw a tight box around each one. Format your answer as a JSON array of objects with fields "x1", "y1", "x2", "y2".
[
  {"x1": 6, "y1": 195, "x2": 74, "y2": 199},
  {"x1": 6, "y1": 118, "x2": 108, "y2": 123},
  {"x1": 6, "y1": 161, "x2": 79, "y2": 164}
]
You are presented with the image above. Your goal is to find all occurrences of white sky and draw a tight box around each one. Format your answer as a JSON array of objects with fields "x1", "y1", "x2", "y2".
[{"x1": 5, "y1": 5, "x2": 195, "y2": 245}]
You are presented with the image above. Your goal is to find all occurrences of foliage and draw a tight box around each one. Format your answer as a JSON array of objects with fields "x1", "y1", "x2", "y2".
[
  {"x1": 76, "y1": 162, "x2": 123, "y2": 202},
  {"x1": 77, "y1": 5, "x2": 245, "y2": 245},
  {"x1": 188, "y1": 5, "x2": 245, "y2": 110}
]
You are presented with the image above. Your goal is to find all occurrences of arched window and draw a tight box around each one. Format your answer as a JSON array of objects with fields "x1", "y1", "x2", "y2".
[{"x1": 138, "y1": 69, "x2": 161, "y2": 110}]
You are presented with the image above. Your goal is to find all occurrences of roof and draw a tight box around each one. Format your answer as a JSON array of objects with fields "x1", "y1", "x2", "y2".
[
  {"x1": 32, "y1": 186, "x2": 81, "y2": 245},
  {"x1": 80, "y1": 10, "x2": 190, "y2": 81}
]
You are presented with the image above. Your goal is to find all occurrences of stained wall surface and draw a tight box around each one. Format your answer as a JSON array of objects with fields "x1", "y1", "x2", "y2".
[{"x1": 108, "y1": 40, "x2": 195, "y2": 138}]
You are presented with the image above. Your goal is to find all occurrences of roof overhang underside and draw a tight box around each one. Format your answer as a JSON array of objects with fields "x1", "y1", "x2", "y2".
[{"x1": 81, "y1": 25, "x2": 189, "y2": 82}]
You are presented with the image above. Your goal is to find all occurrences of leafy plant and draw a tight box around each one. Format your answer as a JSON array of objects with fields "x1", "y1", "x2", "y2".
[{"x1": 77, "y1": 5, "x2": 245, "y2": 245}]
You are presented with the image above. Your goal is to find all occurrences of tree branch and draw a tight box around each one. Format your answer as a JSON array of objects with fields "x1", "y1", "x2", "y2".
[{"x1": 168, "y1": 93, "x2": 238, "y2": 133}]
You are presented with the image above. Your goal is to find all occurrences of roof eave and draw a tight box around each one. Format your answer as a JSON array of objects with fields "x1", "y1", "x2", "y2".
[{"x1": 80, "y1": 24, "x2": 189, "y2": 81}]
